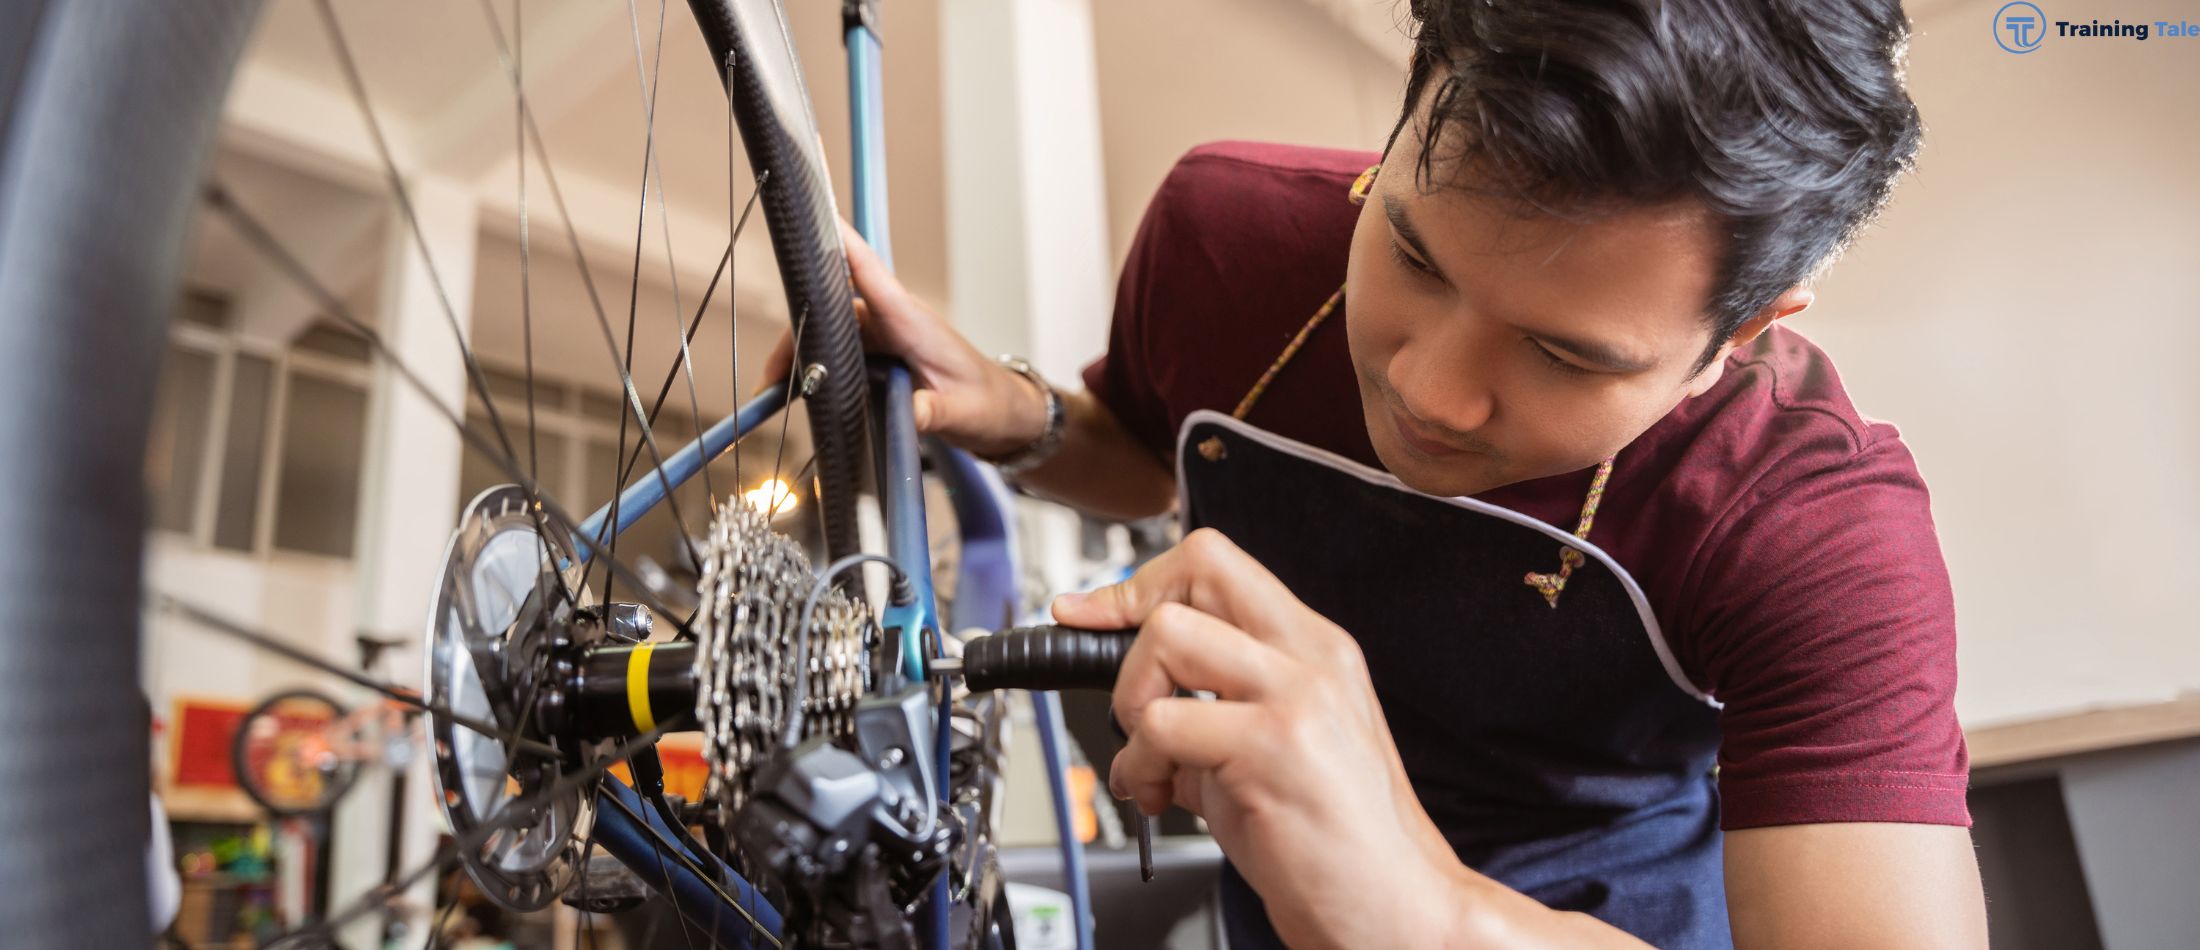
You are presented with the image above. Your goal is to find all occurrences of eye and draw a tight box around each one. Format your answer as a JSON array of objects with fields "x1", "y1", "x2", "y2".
[
  {"x1": 1526, "y1": 339, "x2": 1594, "y2": 376},
  {"x1": 1387, "y1": 238, "x2": 1437, "y2": 279}
]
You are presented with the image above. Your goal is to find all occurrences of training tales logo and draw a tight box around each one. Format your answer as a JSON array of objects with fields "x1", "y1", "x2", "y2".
[
  {"x1": 1991, "y1": 5, "x2": 2200, "y2": 51},
  {"x1": 1994, "y1": 1, "x2": 2047, "y2": 53}
]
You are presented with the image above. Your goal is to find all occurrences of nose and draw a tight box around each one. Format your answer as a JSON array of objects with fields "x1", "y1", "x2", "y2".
[{"x1": 1388, "y1": 339, "x2": 1495, "y2": 436}]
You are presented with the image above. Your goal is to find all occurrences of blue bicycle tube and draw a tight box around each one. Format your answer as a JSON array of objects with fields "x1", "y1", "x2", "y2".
[
  {"x1": 945, "y1": 450, "x2": 1099, "y2": 950},
  {"x1": 846, "y1": 12, "x2": 891, "y2": 265},
  {"x1": 573, "y1": 385, "x2": 788, "y2": 564},
  {"x1": 876, "y1": 363, "x2": 943, "y2": 681},
  {"x1": 876, "y1": 361, "x2": 955, "y2": 950},
  {"x1": 1034, "y1": 689, "x2": 1097, "y2": 950},
  {"x1": 933, "y1": 444, "x2": 1019, "y2": 635},
  {"x1": 845, "y1": 7, "x2": 953, "y2": 947},
  {"x1": 593, "y1": 777, "x2": 782, "y2": 947}
]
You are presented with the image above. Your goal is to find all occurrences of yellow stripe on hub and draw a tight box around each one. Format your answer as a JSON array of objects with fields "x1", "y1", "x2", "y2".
[{"x1": 627, "y1": 642, "x2": 658, "y2": 733}]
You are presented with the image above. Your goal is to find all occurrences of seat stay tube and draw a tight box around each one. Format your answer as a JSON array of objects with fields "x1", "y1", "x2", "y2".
[
  {"x1": 592, "y1": 776, "x2": 783, "y2": 947},
  {"x1": 574, "y1": 385, "x2": 790, "y2": 565}
]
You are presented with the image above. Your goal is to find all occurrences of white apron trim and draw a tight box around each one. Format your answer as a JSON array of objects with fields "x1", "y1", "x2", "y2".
[{"x1": 1173, "y1": 409, "x2": 1719, "y2": 709}]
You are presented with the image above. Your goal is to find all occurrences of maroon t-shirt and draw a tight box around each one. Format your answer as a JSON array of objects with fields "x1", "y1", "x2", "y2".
[{"x1": 1084, "y1": 141, "x2": 1969, "y2": 830}]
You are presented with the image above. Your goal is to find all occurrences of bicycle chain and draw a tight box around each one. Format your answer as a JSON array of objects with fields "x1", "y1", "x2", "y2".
[{"x1": 694, "y1": 501, "x2": 874, "y2": 813}]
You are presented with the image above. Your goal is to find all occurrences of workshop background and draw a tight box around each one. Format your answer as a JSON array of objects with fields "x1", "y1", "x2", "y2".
[{"x1": 139, "y1": 0, "x2": 2198, "y2": 948}]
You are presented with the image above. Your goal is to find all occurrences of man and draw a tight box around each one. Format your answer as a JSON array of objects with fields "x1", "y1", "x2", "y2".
[{"x1": 800, "y1": 0, "x2": 1987, "y2": 945}]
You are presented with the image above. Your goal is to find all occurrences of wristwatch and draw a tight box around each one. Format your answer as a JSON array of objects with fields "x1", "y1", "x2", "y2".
[{"x1": 984, "y1": 355, "x2": 1065, "y2": 477}]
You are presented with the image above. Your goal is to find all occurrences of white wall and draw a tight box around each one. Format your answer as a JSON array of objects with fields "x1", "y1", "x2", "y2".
[
  {"x1": 1091, "y1": 0, "x2": 1406, "y2": 268},
  {"x1": 143, "y1": 538, "x2": 360, "y2": 723},
  {"x1": 1802, "y1": 5, "x2": 2200, "y2": 726}
]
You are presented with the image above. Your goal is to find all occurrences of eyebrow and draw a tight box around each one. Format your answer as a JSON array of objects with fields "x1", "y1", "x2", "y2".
[
  {"x1": 1383, "y1": 193, "x2": 1658, "y2": 374},
  {"x1": 1533, "y1": 332, "x2": 1659, "y2": 374},
  {"x1": 1382, "y1": 194, "x2": 1443, "y2": 280}
]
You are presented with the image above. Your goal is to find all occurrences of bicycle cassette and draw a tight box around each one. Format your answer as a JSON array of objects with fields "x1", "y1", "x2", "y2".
[
  {"x1": 694, "y1": 500, "x2": 876, "y2": 813},
  {"x1": 424, "y1": 484, "x2": 595, "y2": 911}
]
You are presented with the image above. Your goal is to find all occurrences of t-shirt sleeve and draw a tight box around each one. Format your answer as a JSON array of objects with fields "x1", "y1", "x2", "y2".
[
  {"x1": 1080, "y1": 168, "x2": 1186, "y2": 464},
  {"x1": 1679, "y1": 434, "x2": 1971, "y2": 829}
]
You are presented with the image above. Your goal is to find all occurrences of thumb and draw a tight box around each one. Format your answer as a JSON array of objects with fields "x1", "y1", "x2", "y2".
[{"x1": 911, "y1": 389, "x2": 939, "y2": 433}]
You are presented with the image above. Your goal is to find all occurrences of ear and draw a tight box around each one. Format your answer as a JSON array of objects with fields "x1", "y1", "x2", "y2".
[{"x1": 1685, "y1": 286, "x2": 1815, "y2": 397}]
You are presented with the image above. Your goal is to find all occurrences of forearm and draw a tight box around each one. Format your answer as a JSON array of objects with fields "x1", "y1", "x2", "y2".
[{"x1": 997, "y1": 387, "x2": 1177, "y2": 522}]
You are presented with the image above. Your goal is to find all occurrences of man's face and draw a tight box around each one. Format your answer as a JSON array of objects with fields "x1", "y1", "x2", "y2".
[{"x1": 1343, "y1": 128, "x2": 1747, "y2": 498}]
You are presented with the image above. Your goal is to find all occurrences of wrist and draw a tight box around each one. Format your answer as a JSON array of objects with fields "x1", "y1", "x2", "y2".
[
  {"x1": 998, "y1": 363, "x2": 1051, "y2": 446},
  {"x1": 976, "y1": 356, "x2": 1064, "y2": 474}
]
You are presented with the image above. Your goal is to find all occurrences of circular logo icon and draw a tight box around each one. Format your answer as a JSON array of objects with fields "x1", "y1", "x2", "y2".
[{"x1": 1994, "y1": 1, "x2": 2047, "y2": 53}]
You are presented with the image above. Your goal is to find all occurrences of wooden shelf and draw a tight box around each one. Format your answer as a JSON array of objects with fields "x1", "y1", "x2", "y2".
[
  {"x1": 1966, "y1": 693, "x2": 2200, "y2": 769},
  {"x1": 160, "y1": 784, "x2": 264, "y2": 825}
]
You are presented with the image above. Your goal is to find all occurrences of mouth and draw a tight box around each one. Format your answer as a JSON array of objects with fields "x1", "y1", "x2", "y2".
[
  {"x1": 1387, "y1": 405, "x2": 1474, "y2": 459},
  {"x1": 1358, "y1": 365, "x2": 1500, "y2": 464}
]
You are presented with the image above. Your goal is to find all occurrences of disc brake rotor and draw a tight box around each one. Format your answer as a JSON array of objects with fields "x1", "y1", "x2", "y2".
[{"x1": 425, "y1": 484, "x2": 594, "y2": 911}]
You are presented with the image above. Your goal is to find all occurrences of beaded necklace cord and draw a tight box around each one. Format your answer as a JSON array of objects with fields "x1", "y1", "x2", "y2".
[{"x1": 1207, "y1": 164, "x2": 1613, "y2": 609}]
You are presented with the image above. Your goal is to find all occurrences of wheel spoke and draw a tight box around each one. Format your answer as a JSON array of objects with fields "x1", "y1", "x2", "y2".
[
  {"x1": 425, "y1": 871, "x2": 462, "y2": 950},
  {"x1": 310, "y1": 2, "x2": 534, "y2": 539},
  {"x1": 765, "y1": 307, "x2": 812, "y2": 506},
  {"x1": 609, "y1": 183, "x2": 764, "y2": 526},
  {"x1": 466, "y1": 0, "x2": 710, "y2": 619},
  {"x1": 572, "y1": 776, "x2": 605, "y2": 950},
  {"x1": 727, "y1": 52, "x2": 744, "y2": 498},
  {"x1": 155, "y1": 593, "x2": 559, "y2": 759},
  {"x1": 597, "y1": 0, "x2": 709, "y2": 604},
  {"x1": 275, "y1": 724, "x2": 681, "y2": 944},
  {"x1": 314, "y1": 0, "x2": 582, "y2": 614},
  {"x1": 211, "y1": 7, "x2": 804, "y2": 946},
  {"x1": 506, "y1": 0, "x2": 578, "y2": 613},
  {"x1": 647, "y1": 797, "x2": 703, "y2": 950},
  {"x1": 598, "y1": 780, "x2": 781, "y2": 948},
  {"x1": 627, "y1": 0, "x2": 720, "y2": 519},
  {"x1": 204, "y1": 184, "x2": 700, "y2": 640}
]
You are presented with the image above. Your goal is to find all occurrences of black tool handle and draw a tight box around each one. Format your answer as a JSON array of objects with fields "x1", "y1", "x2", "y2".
[{"x1": 962, "y1": 625, "x2": 1136, "y2": 693}]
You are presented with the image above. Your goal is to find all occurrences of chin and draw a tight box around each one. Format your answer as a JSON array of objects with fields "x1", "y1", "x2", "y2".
[{"x1": 1369, "y1": 432, "x2": 1510, "y2": 498}]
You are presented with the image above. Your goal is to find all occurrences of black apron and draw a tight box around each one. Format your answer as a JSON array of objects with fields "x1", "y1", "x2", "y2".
[{"x1": 1175, "y1": 410, "x2": 1730, "y2": 949}]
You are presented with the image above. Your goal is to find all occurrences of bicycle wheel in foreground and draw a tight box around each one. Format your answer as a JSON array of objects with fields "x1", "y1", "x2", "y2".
[{"x1": 0, "y1": 1, "x2": 982, "y2": 946}]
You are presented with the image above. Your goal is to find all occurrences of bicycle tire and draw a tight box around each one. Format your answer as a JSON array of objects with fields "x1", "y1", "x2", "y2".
[
  {"x1": 0, "y1": 3, "x2": 261, "y2": 943},
  {"x1": 231, "y1": 689, "x2": 364, "y2": 818},
  {"x1": 0, "y1": 1, "x2": 872, "y2": 940},
  {"x1": 688, "y1": 0, "x2": 874, "y2": 566}
]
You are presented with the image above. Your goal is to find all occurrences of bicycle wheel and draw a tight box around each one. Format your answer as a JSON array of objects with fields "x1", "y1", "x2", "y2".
[
  {"x1": 232, "y1": 689, "x2": 364, "y2": 818},
  {"x1": 0, "y1": 0, "x2": 870, "y2": 943}
]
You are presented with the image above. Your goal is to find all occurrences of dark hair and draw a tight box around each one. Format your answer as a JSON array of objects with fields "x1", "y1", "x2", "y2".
[{"x1": 1390, "y1": 0, "x2": 1922, "y2": 371}]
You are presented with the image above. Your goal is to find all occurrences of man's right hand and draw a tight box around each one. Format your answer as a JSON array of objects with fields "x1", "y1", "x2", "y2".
[{"x1": 760, "y1": 221, "x2": 1049, "y2": 460}]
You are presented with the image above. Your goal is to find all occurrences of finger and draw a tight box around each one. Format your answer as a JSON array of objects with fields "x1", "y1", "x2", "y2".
[
  {"x1": 839, "y1": 218, "x2": 906, "y2": 313},
  {"x1": 852, "y1": 298, "x2": 891, "y2": 352},
  {"x1": 753, "y1": 330, "x2": 794, "y2": 397},
  {"x1": 1112, "y1": 602, "x2": 1283, "y2": 732},
  {"x1": 1053, "y1": 528, "x2": 1306, "y2": 642},
  {"x1": 911, "y1": 390, "x2": 939, "y2": 433},
  {"x1": 1111, "y1": 698, "x2": 1263, "y2": 815}
]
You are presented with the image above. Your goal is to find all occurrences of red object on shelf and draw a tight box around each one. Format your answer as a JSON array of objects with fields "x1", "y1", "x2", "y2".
[{"x1": 172, "y1": 699, "x2": 249, "y2": 789}]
